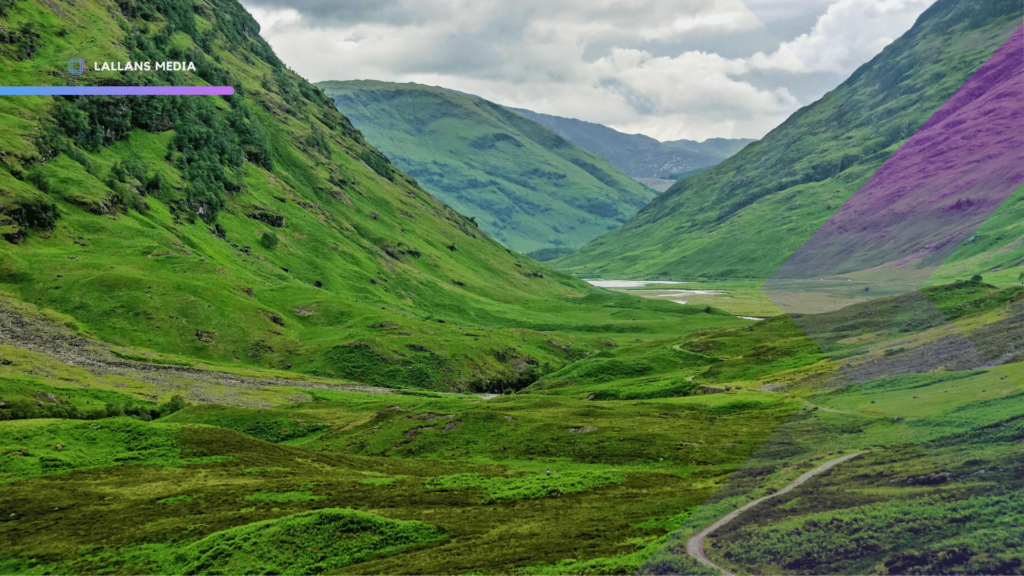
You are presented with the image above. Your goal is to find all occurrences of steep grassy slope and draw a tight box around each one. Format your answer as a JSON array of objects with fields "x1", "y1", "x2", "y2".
[
  {"x1": 556, "y1": 0, "x2": 1022, "y2": 279},
  {"x1": 0, "y1": 0, "x2": 733, "y2": 394},
  {"x1": 928, "y1": 181, "x2": 1024, "y2": 286},
  {"x1": 507, "y1": 107, "x2": 754, "y2": 179},
  {"x1": 317, "y1": 81, "x2": 658, "y2": 254}
]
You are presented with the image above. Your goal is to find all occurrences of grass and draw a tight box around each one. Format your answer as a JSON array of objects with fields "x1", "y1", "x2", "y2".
[
  {"x1": 425, "y1": 469, "x2": 625, "y2": 502},
  {"x1": 162, "y1": 405, "x2": 329, "y2": 443},
  {"x1": 244, "y1": 490, "x2": 324, "y2": 503},
  {"x1": 0, "y1": 417, "x2": 229, "y2": 482}
]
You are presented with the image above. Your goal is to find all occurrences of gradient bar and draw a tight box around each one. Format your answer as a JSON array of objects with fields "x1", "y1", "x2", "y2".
[{"x1": 0, "y1": 86, "x2": 234, "y2": 96}]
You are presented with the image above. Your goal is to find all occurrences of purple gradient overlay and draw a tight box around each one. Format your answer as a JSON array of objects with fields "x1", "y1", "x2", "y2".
[
  {"x1": 0, "y1": 86, "x2": 235, "y2": 96},
  {"x1": 767, "y1": 26, "x2": 1024, "y2": 284}
]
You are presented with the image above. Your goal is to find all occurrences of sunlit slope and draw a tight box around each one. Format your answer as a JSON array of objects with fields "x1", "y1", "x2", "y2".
[
  {"x1": 0, "y1": 0, "x2": 729, "y2": 392},
  {"x1": 318, "y1": 80, "x2": 659, "y2": 254},
  {"x1": 556, "y1": 0, "x2": 1022, "y2": 279}
]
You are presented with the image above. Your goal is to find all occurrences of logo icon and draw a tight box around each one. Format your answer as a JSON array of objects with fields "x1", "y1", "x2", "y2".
[{"x1": 67, "y1": 57, "x2": 85, "y2": 76}]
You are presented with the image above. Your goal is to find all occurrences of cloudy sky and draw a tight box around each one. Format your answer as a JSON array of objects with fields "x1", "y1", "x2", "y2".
[{"x1": 241, "y1": 0, "x2": 937, "y2": 142}]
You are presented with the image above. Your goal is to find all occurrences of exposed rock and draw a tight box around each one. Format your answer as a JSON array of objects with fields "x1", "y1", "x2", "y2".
[
  {"x1": 260, "y1": 310, "x2": 285, "y2": 327},
  {"x1": 53, "y1": 443, "x2": 64, "y2": 451},
  {"x1": 247, "y1": 207, "x2": 286, "y2": 228},
  {"x1": 443, "y1": 421, "x2": 461, "y2": 432},
  {"x1": 295, "y1": 306, "x2": 313, "y2": 316},
  {"x1": 372, "y1": 406, "x2": 406, "y2": 419},
  {"x1": 567, "y1": 426, "x2": 597, "y2": 434},
  {"x1": 195, "y1": 330, "x2": 215, "y2": 343},
  {"x1": 547, "y1": 339, "x2": 570, "y2": 353},
  {"x1": 403, "y1": 427, "x2": 424, "y2": 438},
  {"x1": 35, "y1": 392, "x2": 61, "y2": 404},
  {"x1": 406, "y1": 412, "x2": 455, "y2": 421},
  {"x1": 504, "y1": 415, "x2": 518, "y2": 422}
]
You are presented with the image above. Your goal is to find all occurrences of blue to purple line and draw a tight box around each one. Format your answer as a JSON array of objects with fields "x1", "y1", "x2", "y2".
[{"x1": 0, "y1": 86, "x2": 234, "y2": 96}]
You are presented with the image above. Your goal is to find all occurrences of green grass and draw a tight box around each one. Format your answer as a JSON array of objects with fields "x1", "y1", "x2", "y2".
[
  {"x1": 173, "y1": 508, "x2": 444, "y2": 575},
  {"x1": 426, "y1": 470, "x2": 625, "y2": 502},
  {"x1": 0, "y1": 417, "x2": 229, "y2": 482},
  {"x1": 162, "y1": 405, "x2": 328, "y2": 443},
  {"x1": 158, "y1": 493, "x2": 204, "y2": 505},
  {"x1": 714, "y1": 488, "x2": 1024, "y2": 575},
  {"x1": 244, "y1": 490, "x2": 324, "y2": 503}
]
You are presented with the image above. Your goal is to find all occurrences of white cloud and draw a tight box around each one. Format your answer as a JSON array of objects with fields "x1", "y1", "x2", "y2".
[
  {"x1": 243, "y1": 0, "x2": 935, "y2": 141},
  {"x1": 777, "y1": 0, "x2": 938, "y2": 75}
]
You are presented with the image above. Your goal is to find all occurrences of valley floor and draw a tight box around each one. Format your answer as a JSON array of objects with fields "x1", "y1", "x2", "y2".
[{"x1": 3, "y1": 279, "x2": 1023, "y2": 575}]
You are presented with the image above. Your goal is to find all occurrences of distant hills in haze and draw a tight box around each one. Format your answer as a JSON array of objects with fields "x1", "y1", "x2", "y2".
[
  {"x1": 319, "y1": 80, "x2": 658, "y2": 255},
  {"x1": 506, "y1": 107, "x2": 755, "y2": 180}
]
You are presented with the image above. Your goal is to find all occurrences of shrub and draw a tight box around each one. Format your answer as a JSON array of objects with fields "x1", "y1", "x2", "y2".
[
  {"x1": 158, "y1": 395, "x2": 187, "y2": 417},
  {"x1": 358, "y1": 150, "x2": 394, "y2": 180},
  {"x1": 259, "y1": 231, "x2": 279, "y2": 249}
]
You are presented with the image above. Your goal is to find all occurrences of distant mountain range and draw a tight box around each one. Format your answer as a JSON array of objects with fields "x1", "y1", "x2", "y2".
[
  {"x1": 318, "y1": 80, "x2": 658, "y2": 255},
  {"x1": 506, "y1": 107, "x2": 755, "y2": 179}
]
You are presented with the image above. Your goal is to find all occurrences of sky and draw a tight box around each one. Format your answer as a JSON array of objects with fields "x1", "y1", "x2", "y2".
[{"x1": 240, "y1": 0, "x2": 938, "y2": 142}]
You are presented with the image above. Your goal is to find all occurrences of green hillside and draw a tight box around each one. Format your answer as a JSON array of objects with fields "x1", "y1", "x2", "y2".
[
  {"x1": 928, "y1": 181, "x2": 1024, "y2": 286},
  {"x1": 317, "y1": 80, "x2": 658, "y2": 254},
  {"x1": 555, "y1": 0, "x2": 1022, "y2": 279},
  {"x1": 0, "y1": 0, "x2": 729, "y2": 395}
]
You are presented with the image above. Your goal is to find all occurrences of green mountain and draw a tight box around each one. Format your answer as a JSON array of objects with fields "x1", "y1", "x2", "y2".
[
  {"x1": 506, "y1": 106, "x2": 755, "y2": 179},
  {"x1": 556, "y1": 0, "x2": 1022, "y2": 279},
  {"x1": 317, "y1": 80, "x2": 659, "y2": 254},
  {"x1": 0, "y1": 0, "x2": 727, "y2": 395}
]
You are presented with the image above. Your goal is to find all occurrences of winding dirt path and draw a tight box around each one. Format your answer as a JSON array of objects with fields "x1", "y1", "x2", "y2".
[{"x1": 686, "y1": 451, "x2": 866, "y2": 575}]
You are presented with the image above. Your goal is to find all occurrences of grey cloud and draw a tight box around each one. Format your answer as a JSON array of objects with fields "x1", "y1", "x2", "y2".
[
  {"x1": 387, "y1": 9, "x2": 535, "y2": 78},
  {"x1": 732, "y1": 69, "x2": 843, "y2": 104},
  {"x1": 581, "y1": 26, "x2": 781, "y2": 63},
  {"x1": 241, "y1": 0, "x2": 417, "y2": 27},
  {"x1": 242, "y1": 0, "x2": 927, "y2": 141},
  {"x1": 739, "y1": 0, "x2": 834, "y2": 25},
  {"x1": 598, "y1": 78, "x2": 656, "y2": 116}
]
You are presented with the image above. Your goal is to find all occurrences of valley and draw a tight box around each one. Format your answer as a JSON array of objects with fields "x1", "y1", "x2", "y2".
[{"x1": 0, "y1": 0, "x2": 1021, "y2": 574}]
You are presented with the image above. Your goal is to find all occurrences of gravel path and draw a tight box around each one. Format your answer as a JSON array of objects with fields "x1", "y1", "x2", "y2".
[{"x1": 686, "y1": 452, "x2": 866, "y2": 575}]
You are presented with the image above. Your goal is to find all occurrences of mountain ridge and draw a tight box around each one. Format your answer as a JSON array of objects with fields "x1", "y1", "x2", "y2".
[
  {"x1": 317, "y1": 80, "x2": 658, "y2": 254},
  {"x1": 555, "y1": 0, "x2": 1023, "y2": 280},
  {"x1": 505, "y1": 106, "x2": 755, "y2": 179}
]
